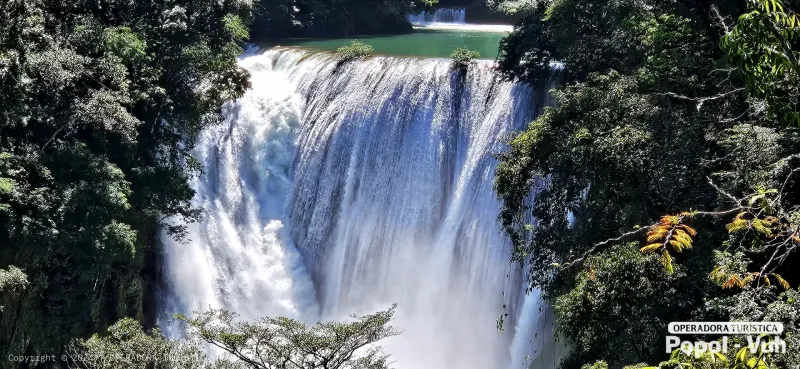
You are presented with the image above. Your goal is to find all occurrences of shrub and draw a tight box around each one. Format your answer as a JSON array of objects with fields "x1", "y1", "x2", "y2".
[
  {"x1": 336, "y1": 41, "x2": 374, "y2": 61},
  {"x1": 450, "y1": 47, "x2": 480, "y2": 70}
]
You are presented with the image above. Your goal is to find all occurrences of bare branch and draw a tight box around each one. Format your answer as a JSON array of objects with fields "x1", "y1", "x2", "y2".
[
  {"x1": 655, "y1": 88, "x2": 744, "y2": 110},
  {"x1": 560, "y1": 227, "x2": 649, "y2": 269}
]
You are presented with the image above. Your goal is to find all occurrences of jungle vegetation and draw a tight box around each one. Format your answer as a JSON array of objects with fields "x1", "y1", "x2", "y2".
[
  {"x1": 494, "y1": 0, "x2": 800, "y2": 368},
  {"x1": 0, "y1": 0, "x2": 251, "y2": 363},
  {"x1": 0, "y1": 0, "x2": 415, "y2": 366}
]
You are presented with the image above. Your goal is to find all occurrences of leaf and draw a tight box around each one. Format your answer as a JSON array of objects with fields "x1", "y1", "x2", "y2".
[
  {"x1": 722, "y1": 275, "x2": 741, "y2": 289},
  {"x1": 669, "y1": 239, "x2": 685, "y2": 252},
  {"x1": 726, "y1": 213, "x2": 749, "y2": 233},
  {"x1": 672, "y1": 230, "x2": 694, "y2": 250},
  {"x1": 660, "y1": 215, "x2": 679, "y2": 225},
  {"x1": 714, "y1": 351, "x2": 729, "y2": 364},
  {"x1": 710, "y1": 267, "x2": 726, "y2": 283},
  {"x1": 677, "y1": 224, "x2": 697, "y2": 236},
  {"x1": 742, "y1": 273, "x2": 756, "y2": 285},
  {"x1": 771, "y1": 273, "x2": 790, "y2": 289},
  {"x1": 662, "y1": 252, "x2": 674, "y2": 274},
  {"x1": 746, "y1": 357, "x2": 767, "y2": 369},
  {"x1": 0, "y1": 177, "x2": 14, "y2": 195},
  {"x1": 640, "y1": 244, "x2": 662, "y2": 253},
  {"x1": 736, "y1": 346, "x2": 748, "y2": 363},
  {"x1": 647, "y1": 227, "x2": 669, "y2": 242},
  {"x1": 752, "y1": 218, "x2": 773, "y2": 237}
]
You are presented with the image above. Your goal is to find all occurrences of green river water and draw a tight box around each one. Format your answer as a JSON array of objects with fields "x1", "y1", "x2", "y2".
[{"x1": 264, "y1": 26, "x2": 511, "y2": 59}]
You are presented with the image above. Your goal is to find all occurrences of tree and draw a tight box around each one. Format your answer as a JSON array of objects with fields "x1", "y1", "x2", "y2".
[
  {"x1": 178, "y1": 306, "x2": 399, "y2": 369},
  {"x1": 722, "y1": 0, "x2": 800, "y2": 126},
  {"x1": 1, "y1": 0, "x2": 251, "y2": 359},
  {"x1": 450, "y1": 47, "x2": 481, "y2": 71},
  {"x1": 0, "y1": 266, "x2": 27, "y2": 312},
  {"x1": 69, "y1": 307, "x2": 399, "y2": 369},
  {"x1": 554, "y1": 244, "x2": 707, "y2": 369},
  {"x1": 494, "y1": 0, "x2": 800, "y2": 368},
  {"x1": 67, "y1": 318, "x2": 207, "y2": 369}
]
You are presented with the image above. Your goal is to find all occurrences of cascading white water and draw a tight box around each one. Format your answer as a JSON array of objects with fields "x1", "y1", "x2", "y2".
[
  {"x1": 407, "y1": 8, "x2": 467, "y2": 24},
  {"x1": 162, "y1": 48, "x2": 556, "y2": 369},
  {"x1": 160, "y1": 50, "x2": 320, "y2": 323},
  {"x1": 406, "y1": 7, "x2": 514, "y2": 32}
]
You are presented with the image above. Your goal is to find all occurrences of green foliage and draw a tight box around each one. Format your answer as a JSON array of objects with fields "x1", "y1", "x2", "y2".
[
  {"x1": 337, "y1": 41, "x2": 374, "y2": 61},
  {"x1": 0, "y1": 266, "x2": 28, "y2": 312},
  {"x1": 722, "y1": 0, "x2": 800, "y2": 126},
  {"x1": 582, "y1": 361, "x2": 609, "y2": 369},
  {"x1": 69, "y1": 318, "x2": 207, "y2": 369},
  {"x1": 495, "y1": 70, "x2": 711, "y2": 288},
  {"x1": 498, "y1": 0, "x2": 650, "y2": 83},
  {"x1": 641, "y1": 338, "x2": 787, "y2": 369},
  {"x1": 649, "y1": 347, "x2": 731, "y2": 369},
  {"x1": 179, "y1": 306, "x2": 398, "y2": 369},
  {"x1": 450, "y1": 47, "x2": 481, "y2": 70},
  {"x1": 554, "y1": 244, "x2": 699, "y2": 369},
  {"x1": 700, "y1": 288, "x2": 800, "y2": 368},
  {"x1": 494, "y1": 0, "x2": 800, "y2": 368},
  {"x1": 70, "y1": 308, "x2": 399, "y2": 369},
  {"x1": 0, "y1": 0, "x2": 252, "y2": 359}
]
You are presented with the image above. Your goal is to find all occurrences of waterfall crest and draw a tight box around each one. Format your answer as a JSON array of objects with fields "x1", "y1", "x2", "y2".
[
  {"x1": 407, "y1": 8, "x2": 467, "y2": 24},
  {"x1": 162, "y1": 49, "x2": 554, "y2": 369}
]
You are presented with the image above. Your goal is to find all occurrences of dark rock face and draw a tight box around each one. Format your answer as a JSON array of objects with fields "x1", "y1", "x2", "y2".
[{"x1": 250, "y1": 0, "x2": 414, "y2": 42}]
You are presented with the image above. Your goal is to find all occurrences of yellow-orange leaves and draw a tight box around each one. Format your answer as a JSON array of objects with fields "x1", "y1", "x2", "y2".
[
  {"x1": 641, "y1": 213, "x2": 696, "y2": 273},
  {"x1": 710, "y1": 268, "x2": 790, "y2": 290},
  {"x1": 726, "y1": 212, "x2": 779, "y2": 237}
]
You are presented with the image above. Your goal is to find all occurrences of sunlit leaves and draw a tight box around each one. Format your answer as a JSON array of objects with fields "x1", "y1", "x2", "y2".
[
  {"x1": 641, "y1": 213, "x2": 696, "y2": 274},
  {"x1": 336, "y1": 40, "x2": 374, "y2": 61},
  {"x1": 103, "y1": 27, "x2": 146, "y2": 62},
  {"x1": 645, "y1": 344, "x2": 778, "y2": 369},
  {"x1": 222, "y1": 14, "x2": 249, "y2": 42},
  {"x1": 70, "y1": 318, "x2": 207, "y2": 369},
  {"x1": 450, "y1": 47, "x2": 481, "y2": 70},
  {"x1": 726, "y1": 212, "x2": 779, "y2": 238},
  {"x1": 178, "y1": 307, "x2": 399, "y2": 369},
  {"x1": 0, "y1": 266, "x2": 28, "y2": 294},
  {"x1": 709, "y1": 251, "x2": 790, "y2": 290},
  {"x1": 74, "y1": 90, "x2": 141, "y2": 140},
  {"x1": 722, "y1": 0, "x2": 800, "y2": 126},
  {"x1": 0, "y1": 266, "x2": 28, "y2": 313},
  {"x1": 650, "y1": 346, "x2": 729, "y2": 369},
  {"x1": 640, "y1": 243, "x2": 661, "y2": 253},
  {"x1": 661, "y1": 252, "x2": 674, "y2": 274}
]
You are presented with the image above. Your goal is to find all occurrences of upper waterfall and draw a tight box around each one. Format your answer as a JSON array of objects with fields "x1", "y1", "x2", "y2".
[
  {"x1": 162, "y1": 48, "x2": 556, "y2": 369},
  {"x1": 407, "y1": 8, "x2": 467, "y2": 24},
  {"x1": 406, "y1": 7, "x2": 514, "y2": 32}
]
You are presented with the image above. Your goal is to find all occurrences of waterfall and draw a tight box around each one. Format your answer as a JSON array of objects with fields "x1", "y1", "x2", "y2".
[
  {"x1": 160, "y1": 50, "x2": 320, "y2": 323},
  {"x1": 162, "y1": 48, "x2": 555, "y2": 369},
  {"x1": 406, "y1": 8, "x2": 514, "y2": 33},
  {"x1": 407, "y1": 8, "x2": 467, "y2": 24}
]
